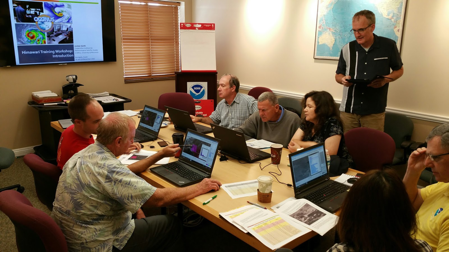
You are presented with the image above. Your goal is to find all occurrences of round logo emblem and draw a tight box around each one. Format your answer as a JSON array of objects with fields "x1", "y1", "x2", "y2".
[
  {"x1": 189, "y1": 84, "x2": 206, "y2": 100},
  {"x1": 34, "y1": 14, "x2": 54, "y2": 32}
]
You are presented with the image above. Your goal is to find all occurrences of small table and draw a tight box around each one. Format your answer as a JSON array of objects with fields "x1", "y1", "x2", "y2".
[{"x1": 30, "y1": 93, "x2": 131, "y2": 163}]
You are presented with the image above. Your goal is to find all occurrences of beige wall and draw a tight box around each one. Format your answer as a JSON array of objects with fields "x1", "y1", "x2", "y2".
[
  {"x1": 192, "y1": 0, "x2": 448, "y2": 142},
  {"x1": 0, "y1": 0, "x2": 192, "y2": 150}
]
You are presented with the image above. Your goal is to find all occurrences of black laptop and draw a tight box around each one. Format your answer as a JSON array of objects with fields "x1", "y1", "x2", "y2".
[
  {"x1": 289, "y1": 143, "x2": 350, "y2": 213},
  {"x1": 150, "y1": 129, "x2": 220, "y2": 187},
  {"x1": 210, "y1": 124, "x2": 271, "y2": 163},
  {"x1": 133, "y1": 105, "x2": 165, "y2": 143},
  {"x1": 165, "y1": 106, "x2": 212, "y2": 134}
]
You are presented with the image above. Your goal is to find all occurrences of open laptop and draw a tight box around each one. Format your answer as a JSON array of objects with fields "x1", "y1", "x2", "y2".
[
  {"x1": 210, "y1": 124, "x2": 271, "y2": 162},
  {"x1": 289, "y1": 143, "x2": 350, "y2": 213},
  {"x1": 133, "y1": 105, "x2": 165, "y2": 143},
  {"x1": 150, "y1": 129, "x2": 220, "y2": 187},
  {"x1": 165, "y1": 106, "x2": 212, "y2": 134}
]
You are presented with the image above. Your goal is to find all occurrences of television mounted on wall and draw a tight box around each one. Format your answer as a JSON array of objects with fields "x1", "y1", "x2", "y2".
[{"x1": 0, "y1": 0, "x2": 116, "y2": 67}]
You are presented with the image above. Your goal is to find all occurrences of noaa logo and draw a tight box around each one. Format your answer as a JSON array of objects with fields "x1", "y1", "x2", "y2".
[
  {"x1": 34, "y1": 14, "x2": 54, "y2": 32},
  {"x1": 189, "y1": 84, "x2": 206, "y2": 99}
]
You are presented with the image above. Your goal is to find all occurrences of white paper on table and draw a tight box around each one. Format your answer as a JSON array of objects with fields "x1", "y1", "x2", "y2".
[
  {"x1": 334, "y1": 173, "x2": 357, "y2": 186},
  {"x1": 274, "y1": 198, "x2": 338, "y2": 236},
  {"x1": 95, "y1": 96, "x2": 125, "y2": 103},
  {"x1": 219, "y1": 205, "x2": 267, "y2": 233},
  {"x1": 103, "y1": 110, "x2": 138, "y2": 118},
  {"x1": 233, "y1": 208, "x2": 274, "y2": 231},
  {"x1": 118, "y1": 150, "x2": 170, "y2": 165},
  {"x1": 271, "y1": 197, "x2": 296, "y2": 211},
  {"x1": 221, "y1": 180, "x2": 259, "y2": 199},
  {"x1": 246, "y1": 139, "x2": 274, "y2": 149},
  {"x1": 243, "y1": 212, "x2": 310, "y2": 250}
]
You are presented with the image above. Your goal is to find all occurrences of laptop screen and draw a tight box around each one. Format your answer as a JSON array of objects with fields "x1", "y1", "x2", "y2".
[
  {"x1": 180, "y1": 130, "x2": 219, "y2": 170},
  {"x1": 139, "y1": 105, "x2": 164, "y2": 133},
  {"x1": 290, "y1": 144, "x2": 328, "y2": 189}
]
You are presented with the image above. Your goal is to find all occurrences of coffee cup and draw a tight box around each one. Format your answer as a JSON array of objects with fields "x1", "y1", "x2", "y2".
[
  {"x1": 257, "y1": 175, "x2": 273, "y2": 203},
  {"x1": 270, "y1": 143, "x2": 283, "y2": 164}
]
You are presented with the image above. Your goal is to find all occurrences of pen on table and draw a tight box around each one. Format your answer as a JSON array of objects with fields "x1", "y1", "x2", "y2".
[
  {"x1": 203, "y1": 195, "x2": 217, "y2": 205},
  {"x1": 247, "y1": 201, "x2": 267, "y2": 209}
]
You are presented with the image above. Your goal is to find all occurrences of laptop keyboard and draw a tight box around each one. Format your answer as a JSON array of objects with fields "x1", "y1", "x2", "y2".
[
  {"x1": 164, "y1": 162, "x2": 204, "y2": 181},
  {"x1": 305, "y1": 182, "x2": 349, "y2": 204},
  {"x1": 249, "y1": 151, "x2": 262, "y2": 160},
  {"x1": 134, "y1": 131, "x2": 153, "y2": 142}
]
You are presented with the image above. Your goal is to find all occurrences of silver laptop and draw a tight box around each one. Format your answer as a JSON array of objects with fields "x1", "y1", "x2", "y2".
[{"x1": 289, "y1": 143, "x2": 349, "y2": 213}]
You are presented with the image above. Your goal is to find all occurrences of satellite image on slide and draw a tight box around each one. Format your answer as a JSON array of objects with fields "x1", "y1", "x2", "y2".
[
  {"x1": 15, "y1": 24, "x2": 46, "y2": 45},
  {"x1": 43, "y1": 2, "x2": 72, "y2": 23}
]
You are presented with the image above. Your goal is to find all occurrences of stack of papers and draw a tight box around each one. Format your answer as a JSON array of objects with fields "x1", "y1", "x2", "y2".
[
  {"x1": 87, "y1": 92, "x2": 109, "y2": 97},
  {"x1": 32, "y1": 90, "x2": 59, "y2": 98},
  {"x1": 246, "y1": 139, "x2": 274, "y2": 149},
  {"x1": 219, "y1": 198, "x2": 338, "y2": 250}
]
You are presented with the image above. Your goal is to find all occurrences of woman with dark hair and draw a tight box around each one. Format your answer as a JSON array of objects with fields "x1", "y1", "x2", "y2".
[
  {"x1": 328, "y1": 169, "x2": 432, "y2": 252},
  {"x1": 288, "y1": 91, "x2": 352, "y2": 167}
]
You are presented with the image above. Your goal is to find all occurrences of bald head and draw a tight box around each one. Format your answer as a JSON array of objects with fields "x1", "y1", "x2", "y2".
[{"x1": 96, "y1": 112, "x2": 135, "y2": 146}]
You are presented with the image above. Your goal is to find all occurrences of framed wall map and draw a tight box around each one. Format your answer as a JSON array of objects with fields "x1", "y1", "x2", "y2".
[{"x1": 313, "y1": 0, "x2": 407, "y2": 60}]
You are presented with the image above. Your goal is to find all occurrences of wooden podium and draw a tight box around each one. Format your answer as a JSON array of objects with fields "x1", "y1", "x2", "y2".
[{"x1": 175, "y1": 71, "x2": 217, "y2": 109}]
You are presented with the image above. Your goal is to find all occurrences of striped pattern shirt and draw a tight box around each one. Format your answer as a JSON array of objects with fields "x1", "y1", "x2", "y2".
[
  {"x1": 210, "y1": 93, "x2": 258, "y2": 129},
  {"x1": 336, "y1": 34, "x2": 402, "y2": 115}
]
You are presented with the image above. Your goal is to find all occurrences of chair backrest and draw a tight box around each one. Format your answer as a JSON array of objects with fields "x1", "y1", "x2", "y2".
[
  {"x1": 23, "y1": 154, "x2": 61, "y2": 211},
  {"x1": 278, "y1": 97, "x2": 302, "y2": 118},
  {"x1": 0, "y1": 190, "x2": 68, "y2": 252},
  {"x1": 345, "y1": 127, "x2": 396, "y2": 172},
  {"x1": 384, "y1": 112, "x2": 414, "y2": 149},
  {"x1": 247, "y1": 87, "x2": 273, "y2": 100},
  {"x1": 0, "y1": 147, "x2": 15, "y2": 170},
  {"x1": 158, "y1": 92, "x2": 196, "y2": 115}
]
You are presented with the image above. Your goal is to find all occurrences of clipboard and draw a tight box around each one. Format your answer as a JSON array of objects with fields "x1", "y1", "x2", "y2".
[{"x1": 346, "y1": 75, "x2": 392, "y2": 85}]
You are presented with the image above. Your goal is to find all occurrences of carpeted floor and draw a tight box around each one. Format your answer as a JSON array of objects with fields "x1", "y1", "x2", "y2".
[{"x1": 0, "y1": 157, "x2": 427, "y2": 252}]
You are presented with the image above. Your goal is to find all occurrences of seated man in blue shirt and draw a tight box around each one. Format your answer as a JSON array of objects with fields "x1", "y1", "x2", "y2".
[
  {"x1": 52, "y1": 112, "x2": 221, "y2": 252},
  {"x1": 191, "y1": 74, "x2": 257, "y2": 129}
]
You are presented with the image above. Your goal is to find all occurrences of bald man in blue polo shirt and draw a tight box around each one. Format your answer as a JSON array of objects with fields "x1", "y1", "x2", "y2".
[{"x1": 335, "y1": 10, "x2": 404, "y2": 133}]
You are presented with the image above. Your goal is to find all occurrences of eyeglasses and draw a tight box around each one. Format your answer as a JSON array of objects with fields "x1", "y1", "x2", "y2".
[
  {"x1": 350, "y1": 24, "x2": 372, "y2": 34},
  {"x1": 426, "y1": 152, "x2": 449, "y2": 162}
]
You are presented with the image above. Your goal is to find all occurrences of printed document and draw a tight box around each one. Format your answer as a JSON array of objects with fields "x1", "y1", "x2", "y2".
[
  {"x1": 221, "y1": 180, "x2": 259, "y2": 199},
  {"x1": 219, "y1": 205, "x2": 271, "y2": 233},
  {"x1": 119, "y1": 150, "x2": 170, "y2": 165},
  {"x1": 274, "y1": 198, "x2": 338, "y2": 236}
]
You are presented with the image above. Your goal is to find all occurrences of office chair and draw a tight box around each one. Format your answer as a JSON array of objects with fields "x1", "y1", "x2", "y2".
[
  {"x1": 0, "y1": 147, "x2": 24, "y2": 193},
  {"x1": 345, "y1": 127, "x2": 396, "y2": 172},
  {"x1": 247, "y1": 87, "x2": 273, "y2": 100},
  {"x1": 0, "y1": 190, "x2": 68, "y2": 252},
  {"x1": 278, "y1": 97, "x2": 302, "y2": 118},
  {"x1": 158, "y1": 92, "x2": 196, "y2": 115},
  {"x1": 23, "y1": 154, "x2": 61, "y2": 211},
  {"x1": 384, "y1": 112, "x2": 414, "y2": 164}
]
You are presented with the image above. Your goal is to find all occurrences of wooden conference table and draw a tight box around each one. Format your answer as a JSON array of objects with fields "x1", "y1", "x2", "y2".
[{"x1": 51, "y1": 114, "x2": 359, "y2": 251}]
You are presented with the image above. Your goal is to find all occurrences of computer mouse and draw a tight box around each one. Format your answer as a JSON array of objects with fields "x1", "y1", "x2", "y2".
[{"x1": 347, "y1": 177, "x2": 358, "y2": 184}]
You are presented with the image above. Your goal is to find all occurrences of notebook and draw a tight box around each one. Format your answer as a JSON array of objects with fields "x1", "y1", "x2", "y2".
[
  {"x1": 150, "y1": 129, "x2": 220, "y2": 187},
  {"x1": 133, "y1": 105, "x2": 165, "y2": 143},
  {"x1": 210, "y1": 124, "x2": 271, "y2": 163},
  {"x1": 165, "y1": 106, "x2": 212, "y2": 134},
  {"x1": 288, "y1": 143, "x2": 350, "y2": 213}
]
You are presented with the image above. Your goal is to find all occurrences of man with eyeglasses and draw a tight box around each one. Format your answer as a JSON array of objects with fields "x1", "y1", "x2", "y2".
[
  {"x1": 403, "y1": 123, "x2": 449, "y2": 252},
  {"x1": 190, "y1": 74, "x2": 257, "y2": 129},
  {"x1": 335, "y1": 10, "x2": 404, "y2": 133}
]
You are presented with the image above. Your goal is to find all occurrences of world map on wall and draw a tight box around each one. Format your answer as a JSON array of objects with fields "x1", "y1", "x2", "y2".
[{"x1": 314, "y1": 0, "x2": 407, "y2": 60}]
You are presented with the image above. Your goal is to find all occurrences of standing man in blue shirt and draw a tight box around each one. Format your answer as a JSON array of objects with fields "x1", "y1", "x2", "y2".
[
  {"x1": 335, "y1": 10, "x2": 404, "y2": 133},
  {"x1": 15, "y1": 2, "x2": 26, "y2": 22}
]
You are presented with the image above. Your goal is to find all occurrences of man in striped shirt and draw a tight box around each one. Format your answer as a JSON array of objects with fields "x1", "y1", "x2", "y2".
[
  {"x1": 335, "y1": 10, "x2": 403, "y2": 133},
  {"x1": 191, "y1": 74, "x2": 257, "y2": 129}
]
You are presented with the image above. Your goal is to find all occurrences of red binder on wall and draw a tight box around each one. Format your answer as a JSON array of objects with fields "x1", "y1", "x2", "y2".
[{"x1": 195, "y1": 99, "x2": 214, "y2": 117}]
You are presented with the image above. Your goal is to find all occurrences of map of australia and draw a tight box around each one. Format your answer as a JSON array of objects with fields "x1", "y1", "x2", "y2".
[{"x1": 314, "y1": 0, "x2": 406, "y2": 59}]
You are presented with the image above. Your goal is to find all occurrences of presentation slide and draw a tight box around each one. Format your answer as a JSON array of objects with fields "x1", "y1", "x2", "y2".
[{"x1": 9, "y1": 0, "x2": 103, "y2": 65}]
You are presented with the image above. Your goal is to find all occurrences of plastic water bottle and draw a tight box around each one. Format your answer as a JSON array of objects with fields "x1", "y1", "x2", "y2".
[{"x1": 325, "y1": 149, "x2": 331, "y2": 171}]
